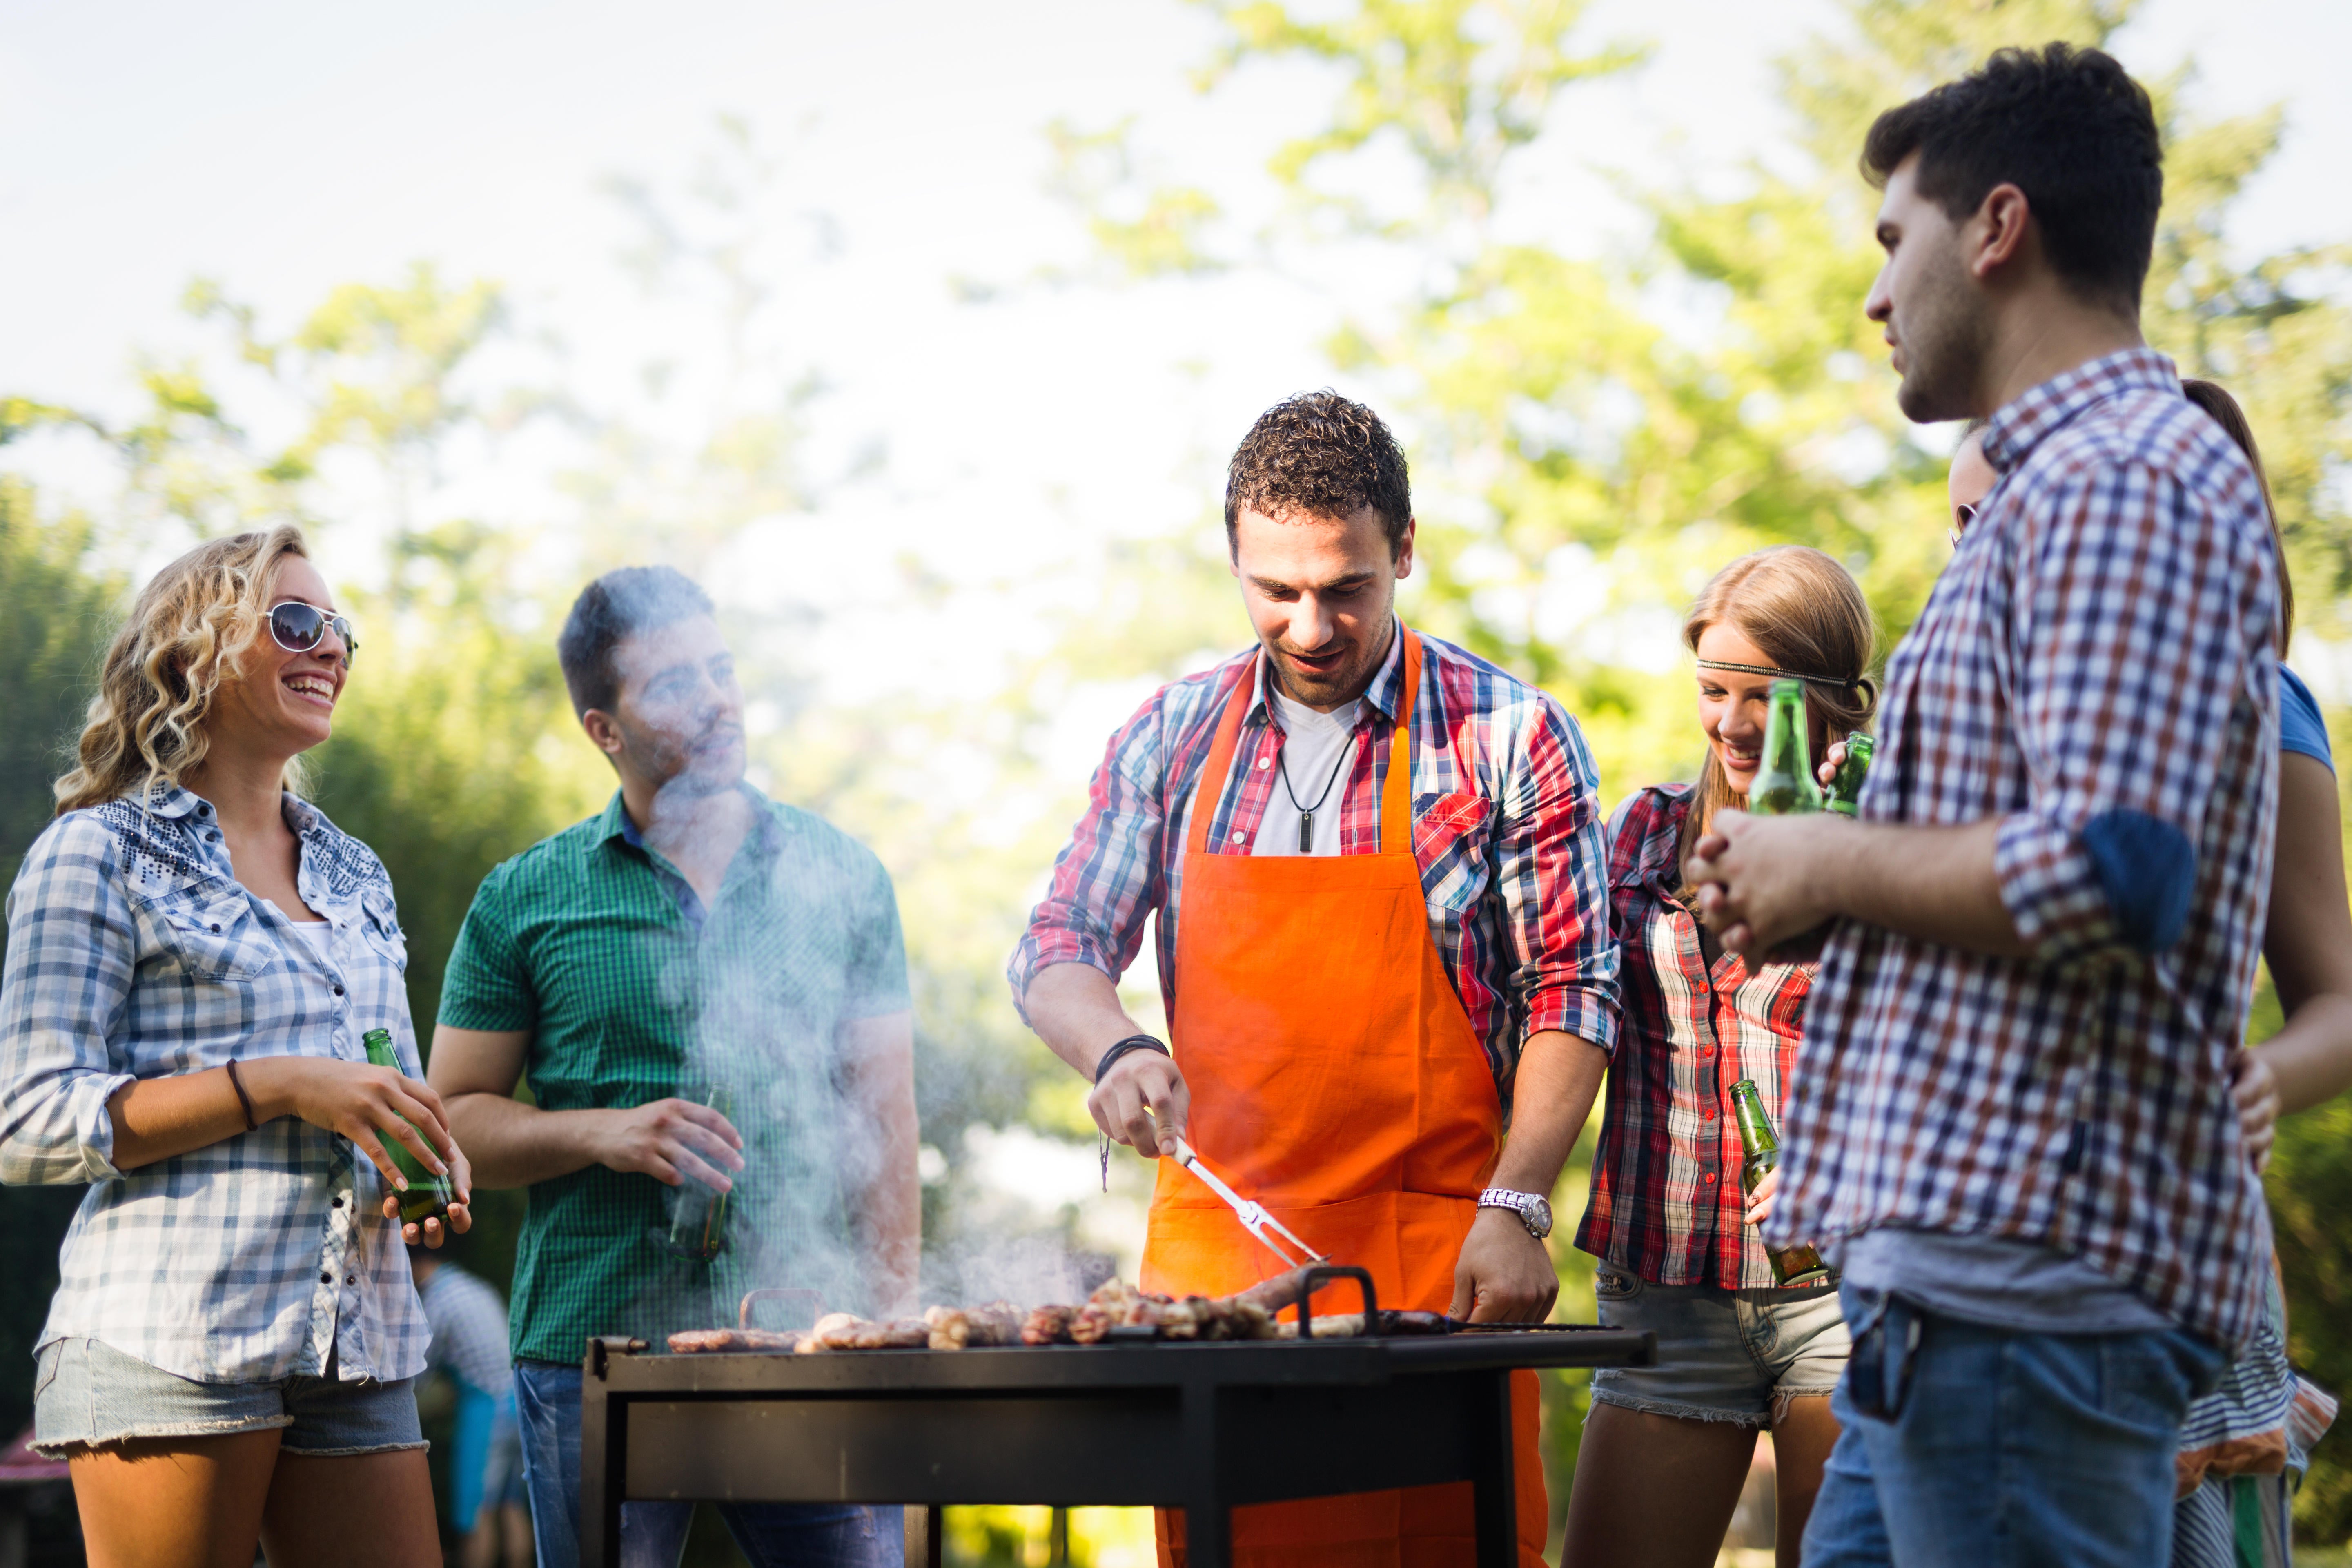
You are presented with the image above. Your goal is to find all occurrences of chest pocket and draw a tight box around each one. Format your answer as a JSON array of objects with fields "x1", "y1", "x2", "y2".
[
  {"x1": 358, "y1": 891, "x2": 408, "y2": 974},
  {"x1": 150, "y1": 891, "x2": 269, "y2": 982},
  {"x1": 1412, "y1": 792, "x2": 1493, "y2": 910}
]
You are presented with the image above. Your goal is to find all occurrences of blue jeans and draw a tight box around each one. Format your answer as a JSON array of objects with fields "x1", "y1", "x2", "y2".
[
  {"x1": 1803, "y1": 1286, "x2": 2225, "y2": 1568},
  {"x1": 513, "y1": 1359, "x2": 900, "y2": 1568}
]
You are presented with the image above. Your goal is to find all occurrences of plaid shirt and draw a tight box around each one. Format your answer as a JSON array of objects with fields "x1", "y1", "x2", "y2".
[
  {"x1": 1579, "y1": 784, "x2": 1813, "y2": 1287},
  {"x1": 1010, "y1": 623, "x2": 1619, "y2": 1102},
  {"x1": 1771, "y1": 350, "x2": 2279, "y2": 1352},
  {"x1": 0, "y1": 786, "x2": 429, "y2": 1384}
]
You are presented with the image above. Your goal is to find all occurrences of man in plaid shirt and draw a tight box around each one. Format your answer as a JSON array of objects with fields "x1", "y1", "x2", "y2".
[{"x1": 1690, "y1": 47, "x2": 2275, "y2": 1567}]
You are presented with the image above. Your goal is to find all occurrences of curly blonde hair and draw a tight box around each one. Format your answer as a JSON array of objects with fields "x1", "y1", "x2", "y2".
[{"x1": 56, "y1": 526, "x2": 315, "y2": 815}]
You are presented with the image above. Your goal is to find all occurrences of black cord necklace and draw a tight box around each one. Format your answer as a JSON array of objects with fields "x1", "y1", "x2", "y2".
[{"x1": 1276, "y1": 712, "x2": 1356, "y2": 853}]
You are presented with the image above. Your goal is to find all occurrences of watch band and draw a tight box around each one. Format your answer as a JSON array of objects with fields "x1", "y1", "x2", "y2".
[{"x1": 1477, "y1": 1187, "x2": 1551, "y2": 1238}]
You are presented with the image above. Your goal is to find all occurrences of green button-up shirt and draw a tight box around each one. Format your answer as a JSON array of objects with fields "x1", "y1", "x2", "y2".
[{"x1": 439, "y1": 789, "x2": 909, "y2": 1364}]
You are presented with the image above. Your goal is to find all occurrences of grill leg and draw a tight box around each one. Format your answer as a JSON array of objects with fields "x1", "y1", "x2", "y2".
[
  {"x1": 1472, "y1": 1370, "x2": 1516, "y2": 1568},
  {"x1": 1183, "y1": 1384, "x2": 1232, "y2": 1568},
  {"x1": 903, "y1": 1506, "x2": 941, "y2": 1568},
  {"x1": 579, "y1": 1352, "x2": 623, "y2": 1568}
]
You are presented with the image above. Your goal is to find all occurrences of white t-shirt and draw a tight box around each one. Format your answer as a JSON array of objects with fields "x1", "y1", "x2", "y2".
[{"x1": 1254, "y1": 689, "x2": 1363, "y2": 858}]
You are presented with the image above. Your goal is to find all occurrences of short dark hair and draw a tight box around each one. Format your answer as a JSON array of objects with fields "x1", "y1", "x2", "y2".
[
  {"x1": 557, "y1": 566, "x2": 714, "y2": 716},
  {"x1": 1861, "y1": 44, "x2": 2162, "y2": 314},
  {"x1": 1224, "y1": 391, "x2": 1412, "y2": 556}
]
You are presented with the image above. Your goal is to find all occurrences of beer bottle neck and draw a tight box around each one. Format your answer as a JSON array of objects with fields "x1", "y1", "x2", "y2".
[{"x1": 1731, "y1": 1091, "x2": 1778, "y2": 1157}]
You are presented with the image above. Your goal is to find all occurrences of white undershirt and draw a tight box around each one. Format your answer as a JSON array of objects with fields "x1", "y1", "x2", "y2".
[
  {"x1": 1254, "y1": 690, "x2": 1363, "y2": 858},
  {"x1": 287, "y1": 919, "x2": 332, "y2": 954}
]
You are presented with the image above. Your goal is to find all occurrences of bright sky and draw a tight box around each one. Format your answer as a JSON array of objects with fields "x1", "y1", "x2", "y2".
[{"x1": 4, "y1": 0, "x2": 2348, "y2": 731}]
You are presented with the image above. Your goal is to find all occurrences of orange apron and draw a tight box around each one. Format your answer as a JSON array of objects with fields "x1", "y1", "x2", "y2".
[{"x1": 1141, "y1": 628, "x2": 1548, "y2": 1568}]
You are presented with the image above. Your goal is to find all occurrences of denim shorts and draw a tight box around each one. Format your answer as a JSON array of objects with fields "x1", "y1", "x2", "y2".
[
  {"x1": 1587, "y1": 1266, "x2": 1851, "y2": 1428},
  {"x1": 31, "y1": 1336, "x2": 425, "y2": 1459}
]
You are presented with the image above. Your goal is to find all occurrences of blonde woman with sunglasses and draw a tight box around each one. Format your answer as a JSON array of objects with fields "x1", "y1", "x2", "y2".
[{"x1": 0, "y1": 527, "x2": 469, "y2": 1568}]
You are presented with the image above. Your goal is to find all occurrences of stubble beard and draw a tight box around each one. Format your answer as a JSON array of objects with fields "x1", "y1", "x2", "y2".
[
  {"x1": 1266, "y1": 589, "x2": 1398, "y2": 710},
  {"x1": 1893, "y1": 241, "x2": 1993, "y2": 425}
]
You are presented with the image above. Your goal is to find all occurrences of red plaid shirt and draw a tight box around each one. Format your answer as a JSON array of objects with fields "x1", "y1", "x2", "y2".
[{"x1": 1577, "y1": 784, "x2": 1815, "y2": 1288}]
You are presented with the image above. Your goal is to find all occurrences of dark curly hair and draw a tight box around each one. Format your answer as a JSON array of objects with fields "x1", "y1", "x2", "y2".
[
  {"x1": 1223, "y1": 390, "x2": 1412, "y2": 557},
  {"x1": 1862, "y1": 43, "x2": 2162, "y2": 314},
  {"x1": 557, "y1": 565, "x2": 714, "y2": 716}
]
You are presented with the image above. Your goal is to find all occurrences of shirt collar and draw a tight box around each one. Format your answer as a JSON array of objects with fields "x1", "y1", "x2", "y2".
[
  {"x1": 1980, "y1": 347, "x2": 2179, "y2": 475},
  {"x1": 1246, "y1": 616, "x2": 1409, "y2": 728},
  {"x1": 604, "y1": 785, "x2": 778, "y2": 856}
]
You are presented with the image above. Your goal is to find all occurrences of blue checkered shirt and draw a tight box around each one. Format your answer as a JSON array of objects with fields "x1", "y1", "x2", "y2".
[
  {"x1": 1769, "y1": 350, "x2": 2280, "y2": 1352},
  {"x1": 1, "y1": 786, "x2": 430, "y2": 1384}
]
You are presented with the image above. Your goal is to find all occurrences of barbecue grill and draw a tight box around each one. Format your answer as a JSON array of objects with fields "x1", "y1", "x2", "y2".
[{"x1": 581, "y1": 1271, "x2": 1653, "y2": 1568}]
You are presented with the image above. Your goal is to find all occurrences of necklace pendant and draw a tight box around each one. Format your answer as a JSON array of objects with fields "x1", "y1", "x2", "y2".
[{"x1": 1298, "y1": 812, "x2": 1314, "y2": 854}]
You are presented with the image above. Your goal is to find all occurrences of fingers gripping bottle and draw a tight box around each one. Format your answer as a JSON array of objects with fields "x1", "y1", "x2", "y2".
[
  {"x1": 1747, "y1": 679, "x2": 1823, "y2": 816},
  {"x1": 361, "y1": 1027, "x2": 455, "y2": 1226},
  {"x1": 1826, "y1": 732, "x2": 1875, "y2": 818},
  {"x1": 1729, "y1": 1078, "x2": 1831, "y2": 1286},
  {"x1": 664, "y1": 1084, "x2": 736, "y2": 1261}
]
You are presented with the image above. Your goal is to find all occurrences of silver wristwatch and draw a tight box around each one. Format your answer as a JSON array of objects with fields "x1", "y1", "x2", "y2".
[{"x1": 1477, "y1": 1187, "x2": 1553, "y2": 1240}]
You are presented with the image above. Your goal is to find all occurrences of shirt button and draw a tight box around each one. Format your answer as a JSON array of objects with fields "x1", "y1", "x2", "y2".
[
  {"x1": 1257, "y1": 757, "x2": 1271, "y2": 769},
  {"x1": 332, "y1": 985, "x2": 344, "y2": 996},
  {"x1": 320, "y1": 1272, "x2": 333, "y2": 1284},
  {"x1": 1702, "y1": 1172, "x2": 1717, "y2": 1184},
  {"x1": 346, "y1": 1275, "x2": 358, "y2": 1285},
  {"x1": 331, "y1": 1196, "x2": 344, "y2": 1209},
  {"x1": 1233, "y1": 830, "x2": 1247, "y2": 843}
]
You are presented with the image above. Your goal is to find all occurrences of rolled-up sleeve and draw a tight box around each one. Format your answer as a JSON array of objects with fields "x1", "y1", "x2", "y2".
[
  {"x1": 1993, "y1": 464, "x2": 2274, "y2": 964},
  {"x1": 1007, "y1": 694, "x2": 1172, "y2": 1023},
  {"x1": 1, "y1": 814, "x2": 138, "y2": 1185},
  {"x1": 1497, "y1": 698, "x2": 1620, "y2": 1056}
]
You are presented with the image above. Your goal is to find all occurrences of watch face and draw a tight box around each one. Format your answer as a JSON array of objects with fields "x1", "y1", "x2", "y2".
[{"x1": 1529, "y1": 1196, "x2": 1553, "y2": 1237}]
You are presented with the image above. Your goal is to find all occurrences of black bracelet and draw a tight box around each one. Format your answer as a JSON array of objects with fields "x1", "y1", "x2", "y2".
[
  {"x1": 1093, "y1": 1035, "x2": 1171, "y2": 1085},
  {"x1": 225, "y1": 1059, "x2": 259, "y2": 1132}
]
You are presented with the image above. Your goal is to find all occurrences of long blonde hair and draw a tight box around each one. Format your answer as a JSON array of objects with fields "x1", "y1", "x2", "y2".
[
  {"x1": 1676, "y1": 547, "x2": 1880, "y2": 876},
  {"x1": 56, "y1": 526, "x2": 315, "y2": 815}
]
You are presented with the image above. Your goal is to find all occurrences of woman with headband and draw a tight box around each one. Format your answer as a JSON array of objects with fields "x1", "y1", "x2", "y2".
[{"x1": 1563, "y1": 546, "x2": 1875, "y2": 1567}]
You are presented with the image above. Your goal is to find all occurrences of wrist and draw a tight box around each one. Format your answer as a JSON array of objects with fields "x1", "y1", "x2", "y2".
[{"x1": 237, "y1": 1056, "x2": 298, "y2": 1123}]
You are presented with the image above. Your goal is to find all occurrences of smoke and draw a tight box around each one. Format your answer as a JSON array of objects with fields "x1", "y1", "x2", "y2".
[{"x1": 612, "y1": 758, "x2": 1129, "y2": 1341}]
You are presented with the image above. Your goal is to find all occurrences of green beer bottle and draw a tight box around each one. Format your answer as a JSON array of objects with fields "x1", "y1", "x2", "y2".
[
  {"x1": 1728, "y1": 1078, "x2": 1830, "y2": 1286},
  {"x1": 664, "y1": 1084, "x2": 735, "y2": 1261},
  {"x1": 1746, "y1": 679, "x2": 1822, "y2": 816},
  {"x1": 1826, "y1": 732, "x2": 1875, "y2": 818},
  {"x1": 360, "y1": 1028, "x2": 455, "y2": 1226}
]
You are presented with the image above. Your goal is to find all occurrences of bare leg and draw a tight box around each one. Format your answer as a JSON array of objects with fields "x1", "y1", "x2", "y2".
[
  {"x1": 501, "y1": 1501, "x2": 536, "y2": 1568},
  {"x1": 1561, "y1": 1401, "x2": 1758, "y2": 1568},
  {"x1": 68, "y1": 1431, "x2": 281, "y2": 1568},
  {"x1": 260, "y1": 1448, "x2": 442, "y2": 1568},
  {"x1": 1770, "y1": 1394, "x2": 1840, "y2": 1567}
]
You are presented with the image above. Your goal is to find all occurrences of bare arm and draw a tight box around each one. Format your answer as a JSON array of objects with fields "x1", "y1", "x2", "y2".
[
  {"x1": 840, "y1": 1011, "x2": 920, "y2": 1317},
  {"x1": 427, "y1": 1024, "x2": 743, "y2": 1192},
  {"x1": 1022, "y1": 961, "x2": 1189, "y2": 1158},
  {"x1": 1450, "y1": 1029, "x2": 1608, "y2": 1323},
  {"x1": 1690, "y1": 815, "x2": 2029, "y2": 960},
  {"x1": 2235, "y1": 752, "x2": 2352, "y2": 1165},
  {"x1": 110, "y1": 1056, "x2": 458, "y2": 1180}
]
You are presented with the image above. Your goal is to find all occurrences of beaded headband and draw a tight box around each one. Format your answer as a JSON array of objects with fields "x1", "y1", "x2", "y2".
[{"x1": 1694, "y1": 658, "x2": 1863, "y2": 690}]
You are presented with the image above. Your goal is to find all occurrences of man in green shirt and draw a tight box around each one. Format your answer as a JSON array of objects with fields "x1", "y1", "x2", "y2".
[{"x1": 430, "y1": 566, "x2": 916, "y2": 1568}]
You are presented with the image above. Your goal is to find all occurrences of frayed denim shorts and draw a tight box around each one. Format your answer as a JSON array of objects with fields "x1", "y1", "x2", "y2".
[
  {"x1": 32, "y1": 1336, "x2": 425, "y2": 1459},
  {"x1": 1587, "y1": 1266, "x2": 1851, "y2": 1429}
]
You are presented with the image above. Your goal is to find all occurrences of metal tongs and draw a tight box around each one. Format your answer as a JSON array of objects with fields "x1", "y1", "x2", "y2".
[{"x1": 1168, "y1": 1132, "x2": 1328, "y2": 1271}]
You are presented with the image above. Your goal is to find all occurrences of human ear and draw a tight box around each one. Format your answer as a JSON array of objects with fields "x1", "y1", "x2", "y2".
[{"x1": 1970, "y1": 183, "x2": 2032, "y2": 279}]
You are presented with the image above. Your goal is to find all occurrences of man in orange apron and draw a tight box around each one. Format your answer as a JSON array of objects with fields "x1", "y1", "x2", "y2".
[{"x1": 1011, "y1": 392, "x2": 1620, "y2": 1568}]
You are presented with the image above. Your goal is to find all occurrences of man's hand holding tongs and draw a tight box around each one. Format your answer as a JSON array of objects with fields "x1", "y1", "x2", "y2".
[{"x1": 1091, "y1": 1042, "x2": 1190, "y2": 1158}]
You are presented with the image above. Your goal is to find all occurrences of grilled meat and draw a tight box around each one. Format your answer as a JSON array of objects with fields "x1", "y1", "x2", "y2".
[
  {"x1": 1021, "y1": 1304, "x2": 1076, "y2": 1345},
  {"x1": 667, "y1": 1327, "x2": 804, "y2": 1354}
]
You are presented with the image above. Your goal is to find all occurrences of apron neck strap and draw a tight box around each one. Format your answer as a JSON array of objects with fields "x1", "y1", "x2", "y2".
[{"x1": 1186, "y1": 624, "x2": 1421, "y2": 858}]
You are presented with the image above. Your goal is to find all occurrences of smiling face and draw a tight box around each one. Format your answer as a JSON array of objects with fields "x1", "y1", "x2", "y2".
[
  {"x1": 1230, "y1": 504, "x2": 1413, "y2": 711},
  {"x1": 595, "y1": 614, "x2": 747, "y2": 798},
  {"x1": 209, "y1": 554, "x2": 349, "y2": 760},
  {"x1": 1693, "y1": 621, "x2": 1781, "y2": 800},
  {"x1": 1865, "y1": 155, "x2": 1993, "y2": 424}
]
